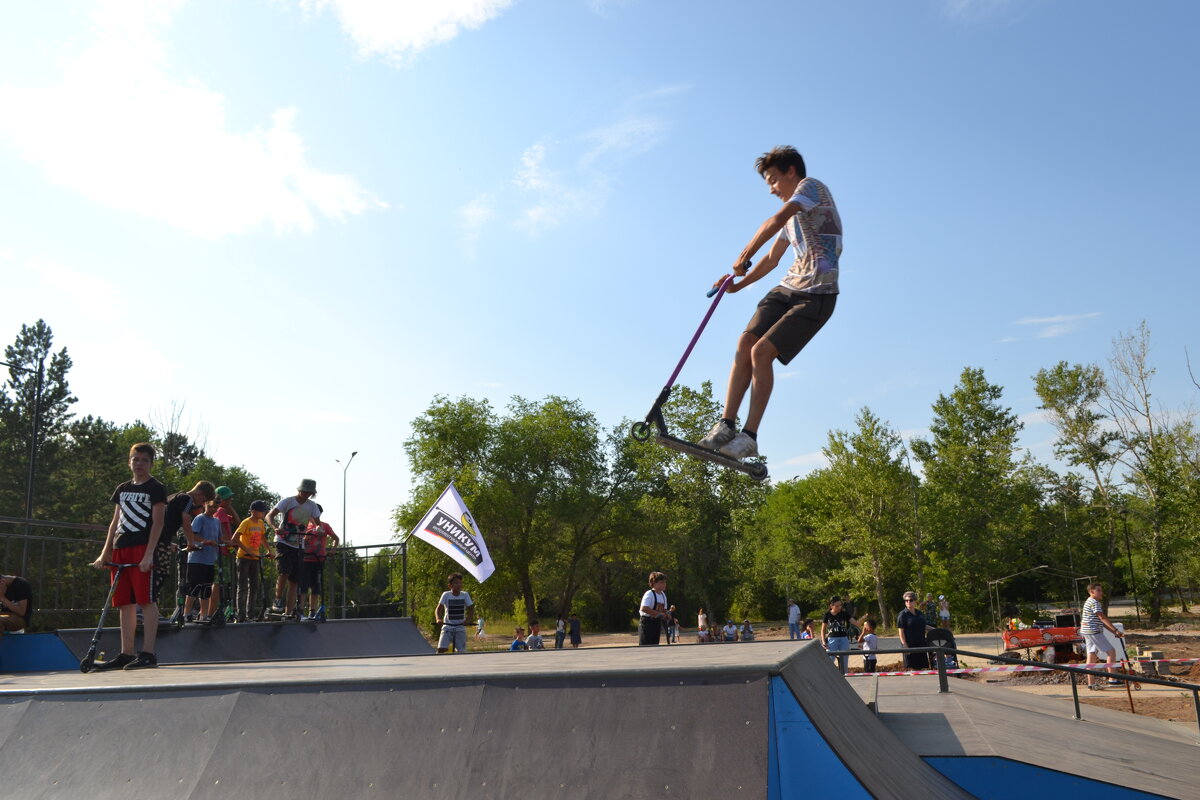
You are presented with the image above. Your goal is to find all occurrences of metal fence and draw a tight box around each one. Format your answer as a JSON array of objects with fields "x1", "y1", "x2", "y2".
[
  {"x1": 860, "y1": 645, "x2": 1200, "y2": 736},
  {"x1": 0, "y1": 517, "x2": 408, "y2": 628}
]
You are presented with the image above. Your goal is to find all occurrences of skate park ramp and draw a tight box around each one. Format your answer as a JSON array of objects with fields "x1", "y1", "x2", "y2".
[
  {"x1": 0, "y1": 640, "x2": 975, "y2": 799},
  {"x1": 851, "y1": 669, "x2": 1200, "y2": 799},
  {"x1": 54, "y1": 616, "x2": 433, "y2": 665}
]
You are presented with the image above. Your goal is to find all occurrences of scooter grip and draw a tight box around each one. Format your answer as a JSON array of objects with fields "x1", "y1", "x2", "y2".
[{"x1": 706, "y1": 262, "x2": 751, "y2": 297}]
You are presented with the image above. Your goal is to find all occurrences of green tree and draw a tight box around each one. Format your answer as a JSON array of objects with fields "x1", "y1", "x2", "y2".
[
  {"x1": 396, "y1": 395, "x2": 617, "y2": 624},
  {"x1": 822, "y1": 408, "x2": 916, "y2": 624},
  {"x1": 911, "y1": 367, "x2": 1035, "y2": 624},
  {"x1": 1102, "y1": 323, "x2": 1196, "y2": 622},
  {"x1": 0, "y1": 320, "x2": 76, "y2": 518},
  {"x1": 1034, "y1": 361, "x2": 1121, "y2": 585}
]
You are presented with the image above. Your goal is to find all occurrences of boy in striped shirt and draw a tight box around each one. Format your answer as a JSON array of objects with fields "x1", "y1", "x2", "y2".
[{"x1": 1080, "y1": 583, "x2": 1124, "y2": 689}]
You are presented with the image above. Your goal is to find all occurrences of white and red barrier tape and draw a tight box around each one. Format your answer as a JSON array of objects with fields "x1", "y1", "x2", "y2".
[{"x1": 846, "y1": 657, "x2": 1199, "y2": 678}]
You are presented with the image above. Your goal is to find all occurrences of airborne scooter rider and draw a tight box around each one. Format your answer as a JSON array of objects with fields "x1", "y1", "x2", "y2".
[{"x1": 698, "y1": 146, "x2": 842, "y2": 461}]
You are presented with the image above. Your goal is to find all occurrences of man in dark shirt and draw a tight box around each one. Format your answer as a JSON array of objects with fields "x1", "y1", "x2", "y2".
[
  {"x1": 897, "y1": 590, "x2": 932, "y2": 669},
  {"x1": 0, "y1": 574, "x2": 33, "y2": 631}
]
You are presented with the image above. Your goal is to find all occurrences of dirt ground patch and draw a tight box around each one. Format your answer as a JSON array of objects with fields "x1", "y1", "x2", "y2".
[
  {"x1": 973, "y1": 631, "x2": 1200, "y2": 724},
  {"x1": 1080, "y1": 694, "x2": 1197, "y2": 724}
]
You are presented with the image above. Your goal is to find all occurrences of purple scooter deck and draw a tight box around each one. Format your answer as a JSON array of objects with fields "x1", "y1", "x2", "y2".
[{"x1": 653, "y1": 434, "x2": 768, "y2": 481}]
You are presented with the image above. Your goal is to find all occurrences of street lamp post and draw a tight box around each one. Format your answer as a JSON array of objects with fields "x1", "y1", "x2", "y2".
[
  {"x1": 334, "y1": 451, "x2": 357, "y2": 621},
  {"x1": 901, "y1": 445, "x2": 922, "y2": 596},
  {"x1": 2, "y1": 355, "x2": 45, "y2": 575}
]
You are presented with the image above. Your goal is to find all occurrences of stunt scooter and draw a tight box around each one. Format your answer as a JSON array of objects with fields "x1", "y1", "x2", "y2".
[
  {"x1": 629, "y1": 268, "x2": 768, "y2": 481},
  {"x1": 79, "y1": 562, "x2": 138, "y2": 673}
]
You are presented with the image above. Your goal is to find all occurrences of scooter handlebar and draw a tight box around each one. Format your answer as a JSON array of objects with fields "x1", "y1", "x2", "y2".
[{"x1": 706, "y1": 262, "x2": 751, "y2": 297}]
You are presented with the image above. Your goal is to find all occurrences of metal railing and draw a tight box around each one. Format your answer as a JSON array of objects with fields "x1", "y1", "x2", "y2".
[
  {"x1": 0, "y1": 519, "x2": 408, "y2": 627},
  {"x1": 859, "y1": 645, "x2": 1200, "y2": 736}
]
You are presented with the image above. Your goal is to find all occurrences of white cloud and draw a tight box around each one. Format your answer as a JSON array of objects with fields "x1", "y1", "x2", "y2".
[
  {"x1": 513, "y1": 142, "x2": 587, "y2": 234},
  {"x1": 509, "y1": 91, "x2": 679, "y2": 235},
  {"x1": 578, "y1": 117, "x2": 666, "y2": 169},
  {"x1": 25, "y1": 259, "x2": 122, "y2": 323},
  {"x1": 781, "y1": 450, "x2": 828, "y2": 471},
  {"x1": 0, "y1": 0, "x2": 386, "y2": 237},
  {"x1": 1019, "y1": 409, "x2": 1050, "y2": 427},
  {"x1": 459, "y1": 194, "x2": 497, "y2": 259},
  {"x1": 1013, "y1": 312, "x2": 1102, "y2": 339},
  {"x1": 300, "y1": 0, "x2": 514, "y2": 65}
]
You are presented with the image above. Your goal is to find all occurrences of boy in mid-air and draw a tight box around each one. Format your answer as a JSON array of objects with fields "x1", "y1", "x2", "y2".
[
  {"x1": 91, "y1": 443, "x2": 168, "y2": 670},
  {"x1": 699, "y1": 146, "x2": 842, "y2": 460}
]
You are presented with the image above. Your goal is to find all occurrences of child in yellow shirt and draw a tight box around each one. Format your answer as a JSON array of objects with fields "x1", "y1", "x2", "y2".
[{"x1": 230, "y1": 501, "x2": 272, "y2": 622}]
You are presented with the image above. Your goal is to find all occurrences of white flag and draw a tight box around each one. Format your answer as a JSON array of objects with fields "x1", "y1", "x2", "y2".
[{"x1": 406, "y1": 482, "x2": 495, "y2": 582}]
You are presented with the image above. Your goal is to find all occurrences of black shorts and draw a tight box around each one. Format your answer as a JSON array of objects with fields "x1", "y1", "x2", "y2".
[
  {"x1": 276, "y1": 544, "x2": 301, "y2": 581},
  {"x1": 299, "y1": 559, "x2": 324, "y2": 594},
  {"x1": 746, "y1": 288, "x2": 836, "y2": 365},
  {"x1": 185, "y1": 562, "x2": 215, "y2": 598}
]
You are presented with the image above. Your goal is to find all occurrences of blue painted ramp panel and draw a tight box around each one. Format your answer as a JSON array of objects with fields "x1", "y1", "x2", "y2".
[
  {"x1": 0, "y1": 633, "x2": 78, "y2": 672},
  {"x1": 927, "y1": 757, "x2": 1171, "y2": 800},
  {"x1": 768, "y1": 676, "x2": 871, "y2": 800}
]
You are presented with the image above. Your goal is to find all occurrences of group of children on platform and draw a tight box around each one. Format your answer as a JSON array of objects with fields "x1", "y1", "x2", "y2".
[{"x1": 88, "y1": 443, "x2": 340, "y2": 671}]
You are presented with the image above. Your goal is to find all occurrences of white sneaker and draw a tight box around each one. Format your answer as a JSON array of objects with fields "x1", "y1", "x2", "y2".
[
  {"x1": 698, "y1": 420, "x2": 737, "y2": 450},
  {"x1": 719, "y1": 432, "x2": 759, "y2": 460}
]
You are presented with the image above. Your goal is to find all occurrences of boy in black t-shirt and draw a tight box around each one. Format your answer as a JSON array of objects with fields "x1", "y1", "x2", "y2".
[
  {"x1": 91, "y1": 443, "x2": 168, "y2": 670},
  {"x1": 160, "y1": 481, "x2": 217, "y2": 622}
]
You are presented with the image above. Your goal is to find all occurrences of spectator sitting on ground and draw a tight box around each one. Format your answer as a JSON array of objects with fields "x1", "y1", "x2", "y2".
[
  {"x1": 739, "y1": 618, "x2": 755, "y2": 642},
  {"x1": 526, "y1": 620, "x2": 545, "y2": 650},
  {"x1": 800, "y1": 618, "x2": 815, "y2": 640},
  {"x1": 509, "y1": 626, "x2": 529, "y2": 651},
  {"x1": 722, "y1": 619, "x2": 739, "y2": 642},
  {"x1": 0, "y1": 573, "x2": 33, "y2": 632}
]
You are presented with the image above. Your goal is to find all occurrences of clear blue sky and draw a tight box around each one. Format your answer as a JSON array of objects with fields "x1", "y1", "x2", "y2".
[{"x1": 2, "y1": 1, "x2": 1197, "y2": 544}]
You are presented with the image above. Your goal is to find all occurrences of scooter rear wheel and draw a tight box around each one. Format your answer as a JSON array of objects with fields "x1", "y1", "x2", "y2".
[
  {"x1": 748, "y1": 462, "x2": 769, "y2": 481},
  {"x1": 630, "y1": 421, "x2": 653, "y2": 442}
]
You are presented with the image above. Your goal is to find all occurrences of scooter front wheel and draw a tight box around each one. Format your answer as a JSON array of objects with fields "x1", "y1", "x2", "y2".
[
  {"x1": 748, "y1": 462, "x2": 769, "y2": 481},
  {"x1": 79, "y1": 657, "x2": 94, "y2": 674},
  {"x1": 630, "y1": 421, "x2": 653, "y2": 442}
]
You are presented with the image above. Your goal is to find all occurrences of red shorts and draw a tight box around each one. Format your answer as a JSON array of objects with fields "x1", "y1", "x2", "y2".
[{"x1": 111, "y1": 545, "x2": 153, "y2": 606}]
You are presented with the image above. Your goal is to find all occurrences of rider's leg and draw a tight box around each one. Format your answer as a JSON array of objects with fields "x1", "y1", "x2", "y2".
[
  {"x1": 721, "y1": 332, "x2": 757, "y2": 421},
  {"x1": 743, "y1": 337, "x2": 780, "y2": 434}
]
